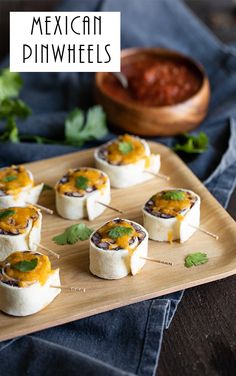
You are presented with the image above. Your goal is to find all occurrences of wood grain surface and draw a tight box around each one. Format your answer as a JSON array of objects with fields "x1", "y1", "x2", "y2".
[{"x1": 0, "y1": 142, "x2": 235, "y2": 342}]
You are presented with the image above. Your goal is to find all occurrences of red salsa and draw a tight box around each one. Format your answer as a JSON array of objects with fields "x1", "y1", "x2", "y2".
[{"x1": 102, "y1": 57, "x2": 201, "y2": 107}]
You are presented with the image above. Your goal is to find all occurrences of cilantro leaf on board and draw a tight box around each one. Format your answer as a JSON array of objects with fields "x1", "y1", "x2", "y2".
[
  {"x1": 65, "y1": 106, "x2": 108, "y2": 146},
  {"x1": 12, "y1": 258, "x2": 38, "y2": 272},
  {"x1": 0, "y1": 209, "x2": 16, "y2": 220},
  {"x1": 53, "y1": 223, "x2": 93, "y2": 245},
  {"x1": 42, "y1": 183, "x2": 53, "y2": 192},
  {"x1": 0, "y1": 69, "x2": 23, "y2": 102},
  {"x1": 108, "y1": 226, "x2": 133, "y2": 239},
  {"x1": 173, "y1": 132, "x2": 209, "y2": 154},
  {"x1": 75, "y1": 176, "x2": 89, "y2": 190},
  {"x1": 0, "y1": 175, "x2": 17, "y2": 183},
  {"x1": 184, "y1": 252, "x2": 208, "y2": 268},
  {"x1": 162, "y1": 190, "x2": 185, "y2": 201},
  {"x1": 118, "y1": 141, "x2": 134, "y2": 154}
]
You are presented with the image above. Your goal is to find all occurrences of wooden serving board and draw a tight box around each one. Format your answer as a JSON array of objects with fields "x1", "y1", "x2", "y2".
[{"x1": 0, "y1": 142, "x2": 236, "y2": 342}]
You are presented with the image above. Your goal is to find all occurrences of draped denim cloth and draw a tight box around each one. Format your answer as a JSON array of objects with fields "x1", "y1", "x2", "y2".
[{"x1": 0, "y1": 1, "x2": 236, "y2": 375}]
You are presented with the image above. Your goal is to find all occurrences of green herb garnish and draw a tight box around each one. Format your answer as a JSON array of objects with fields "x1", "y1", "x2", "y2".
[
  {"x1": 12, "y1": 258, "x2": 38, "y2": 272},
  {"x1": 162, "y1": 190, "x2": 185, "y2": 201},
  {"x1": 53, "y1": 223, "x2": 93, "y2": 245},
  {"x1": 75, "y1": 176, "x2": 89, "y2": 190},
  {"x1": 118, "y1": 141, "x2": 134, "y2": 155},
  {"x1": 0, "y1": 209, "x2": 16, "y2": 219},
  {"x1": 65, "y1": 106, "x2": 108, "y2": 147},
  {"x1": 108, "y1": 226, "x2": 133, "y2": 239},
  {"x1": 173, "y1": 132, "x2": 209, "y2": 154},
  {"x1": 0, "y1": 175, "x2": 17, "y2": 183},
  {"x1": 184, "y1": 252, "x2": 208, "y2": 268},
  {"x1": 42, "y1": 183, "x2": 53, "y2": 192}
]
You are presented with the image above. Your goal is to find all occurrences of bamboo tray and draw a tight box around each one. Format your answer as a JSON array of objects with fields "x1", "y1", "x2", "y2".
[{"x1": 0, "y1": 142, "x2": 235, "y2": 342}]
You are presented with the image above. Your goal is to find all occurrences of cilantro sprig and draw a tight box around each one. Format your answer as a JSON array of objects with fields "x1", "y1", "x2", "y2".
[
  {"x1": 65, "y1": 106, "x2": 108, "y2": 147},
  {"x1": 12, "y1": 258, "x2": 38, "y2": 272},
  {"x1": 75, "y1": 176, "x2": 89, "y2": 190},
  {"x1": 0, "y1": 209, "x2": 16, "y2": 220},
  {"x1": 0, "y1": 175, "x2": 17, "y2": 183},
  {"x1": 162, "y1": 190, "x2": 185, "y2": 201},
  {"x1": 118, "y1": 141, "x2": 134, "y2": 155},
  {"x1": 53, "y1": 223, "x2": 93, "y2": 245},
  {"x1": 108, "y1": 226, "x2": 133, "y2": 239},
  {"x1": 173, "y1": 132, "x2": 209, "y2": 154},
  {"x1": 184, "y1": 252, "x2": 208, "y2": 268}
]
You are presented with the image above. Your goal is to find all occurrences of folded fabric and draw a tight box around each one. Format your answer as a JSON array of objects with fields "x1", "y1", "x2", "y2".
[{"x1": 0, "y1": 1, "x2": 236, "y2": 375}]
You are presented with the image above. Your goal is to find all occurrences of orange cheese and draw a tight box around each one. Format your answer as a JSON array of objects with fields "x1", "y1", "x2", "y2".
[
  {"x1": 0, "y1": 166, "x2": 33, "y2": 195},
  {"x1": 57, "y1": 168, "x2": 107, "y2": 195},
  {"x1": 98, "y1": 220, "x2": 137, "y2": 252},
  {"x1": 0, "y1": 206, "x2": 39, "y2": 234},
  {"x1": 105, "y1": 134, "x2": 147, "y2": 165},
  {"x1": 3, "y1": 251, "x2": 53, "y2": 287},
  {"x1": 152, "y1": 192, "x2": 191, "y2": 217}
]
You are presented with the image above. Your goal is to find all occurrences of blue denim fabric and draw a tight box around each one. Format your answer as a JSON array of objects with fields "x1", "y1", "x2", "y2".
[{"x1": 0, "y1": 1, "x2": 236, "y2": 375}]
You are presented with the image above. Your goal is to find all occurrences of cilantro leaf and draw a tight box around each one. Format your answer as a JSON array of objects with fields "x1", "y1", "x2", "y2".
[
  {"x1": 53, "y1": 223, "x2": 93, "y2": 245},
  {"x1": 162, "y1": 190, "x2": 185, "y2": 201},
  {"x1": 0, "y1": 98, "x2": 31, "y2": 119},
  {"x1": 0, "y1": 209, "x2": 16, "y2": 219},
  {"x1": 0, "y1": 69, "x2": 23, "y2": 102},
  {"x1": 118, "y1": 141, "x2": 134, "y2": 154},
  {"x1": 0, "y1": 175, "x2": 17, "y2": 183},
  {"x1": 75, "y1": 176, "x2": 89, "y2": 190},
  {"x1": 12, "y1": 258, "x2": 38, "y2": 272},
  {"x1": 65, "y1": 106, "x2": 108, "y2": 146},
  {"x1": 108, "y1": 226, "x2": 133, "y2": 239},
  {"x1": 42, "y1": 183, "x2": 53, "y2": 192},
  {"x1": 173, "y1": 132, "x2": 209, "y2": 154},
  {"x1": 184, "y1": 252, "x2": 208, "y2": 268},
  {"x1": 0, "y1": 117, "x2": 20, "y2": 143}
]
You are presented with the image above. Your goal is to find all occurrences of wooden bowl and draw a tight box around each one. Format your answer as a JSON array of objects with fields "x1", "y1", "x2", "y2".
[{"x1": 95, "y1": 48, "x2": 210, "y2": 136}]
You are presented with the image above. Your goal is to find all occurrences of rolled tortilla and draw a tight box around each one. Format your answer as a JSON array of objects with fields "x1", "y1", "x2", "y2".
[
  {"x1": 0, "y1": 206, "x2": 42, "y2": 261},
  {"x1": 143, "y1": 188, "x2": 200, "y2": 243},
  {"x1": 0, "y1": 165, "x2": 43, "y2": 208},
  {"x1": 55, "y1": 167, "x2": 111, "y2": 221},
  {"x1": 94, "y1": 134, "x2": 160, "y2": 188},
  {"x1": 89, "y1": 218, "x2": 148, "y2": 279},
  {"x1": 0, "y1": 251, "x2": 60, "y2": 316}
]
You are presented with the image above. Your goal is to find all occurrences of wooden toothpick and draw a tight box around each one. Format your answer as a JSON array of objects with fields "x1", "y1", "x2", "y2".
[
  {"x1": 189, "y1": 224, "x2": 219, "y2": 240},
  {"x1": 26, "y1": 202, "x2": 54, "y2": 215},
  {"x1": 34, "y1": 243, "x2": 60, "y2": 259},
  {"x1": 145, "y1": 171, "x2": 170, "y2": 181},
  {"x1": 141, "y1": 256, "x2": 173, "y2": 266},
  {"x1": 50, "y1": 285, "x2": 86, "y2": 292},
  {"x1": 96, "y1": 201, "x2": 123, "y2": 214}
]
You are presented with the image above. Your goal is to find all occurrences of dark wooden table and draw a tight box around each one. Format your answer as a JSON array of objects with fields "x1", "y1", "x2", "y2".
[{"x1": 0, "y1": 1, "x2": 235, "y2": 375}]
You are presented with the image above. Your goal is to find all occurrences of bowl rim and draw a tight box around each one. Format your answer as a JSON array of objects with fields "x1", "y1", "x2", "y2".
[{"x1": 95, "y1": 47, "x2": 210, "y2": 112}]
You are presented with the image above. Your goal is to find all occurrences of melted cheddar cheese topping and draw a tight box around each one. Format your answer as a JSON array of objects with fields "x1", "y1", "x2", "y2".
[
  {"x1": 0, "y1": 206, "x2": 39, "y2": 234},
  {"x1": 2, "y1": 251, "x2": 53, "y2": 287},
  {"x1": 57, "y1": 168, "x2": 107, "y2": 195},
  {"x1": 0, "y1": 166, "x2": 33, "y2": 195},
  {"x1": 151, "y1": 191, "x2": 192, "y2": 217},
  {"x1": 104, "y1": 134, "x2": 147, "y2": 165}
]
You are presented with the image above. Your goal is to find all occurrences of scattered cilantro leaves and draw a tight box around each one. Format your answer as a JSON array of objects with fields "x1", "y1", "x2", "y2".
[
  {"x1": 53, "y1": 223, "x2": 93, "y2": 245},
  {"x1": 184, "y1": 252, "x2": 208, "y2": 268},
  {"x1": 0, "y1": 175, "x2": 17, "y2": 183},
  {"x1": 12, "y1": 258, "x2": 38, "y2": 272},
  {"x1": 118, "y1": 141, "x2": 134, "y2": 154},
  {"x1": 173, "y1": 132, "x2": 209, "y2": 154},
  {"x1": 75, "y1": 176, "x2": 89, "y2": 190},
  {"x1": 162, "y1": 190, "x2": 185, "y2": 201},
  {"x1": 65, "y1": 105, "x2": 108, "y2": 146},
  {"x1": 108, "y1": 226, "x2": 133, "y2": 239},
  {"x1": 0, "y1": 209, "x2": 16, "y2": 219}
]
